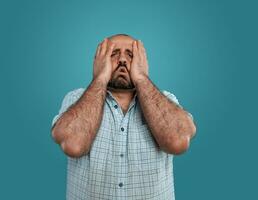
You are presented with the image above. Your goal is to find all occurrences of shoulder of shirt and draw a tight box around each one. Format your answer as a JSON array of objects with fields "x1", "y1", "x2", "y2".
[
  {"x1": 162, "y1": 90, "x2": 194, "y2": 120},
  {"x1": 61, "y1": 87, "x2": 86, "y2": 104},
  {"x1": 161, "y1": 90, "x2": 180, "y2": 105},
  {"x1": 65, "y1": 87, "x2": 85, "y2": 98},
  {"x1": 52, "y1": 88, "x2": 86, "y2": 126}
]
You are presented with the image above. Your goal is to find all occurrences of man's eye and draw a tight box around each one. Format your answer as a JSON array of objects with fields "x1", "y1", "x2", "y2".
[{"x1": 128, "y1": 54, "x2": 133, "y2": 58}]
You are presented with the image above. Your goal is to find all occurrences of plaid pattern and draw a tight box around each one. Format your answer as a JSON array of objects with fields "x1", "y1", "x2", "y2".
[{"x1": 52, "y1": 87, "x2": 193, "y2": 200}]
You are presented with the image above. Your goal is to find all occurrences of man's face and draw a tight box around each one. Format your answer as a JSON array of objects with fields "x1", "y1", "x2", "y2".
[{"x1": 107, "y1": 35, "x2": 135, "y2": 90}]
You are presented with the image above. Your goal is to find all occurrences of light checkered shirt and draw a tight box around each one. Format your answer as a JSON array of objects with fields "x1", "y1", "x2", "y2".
[{"x1": 51, "y1": 87, "x2": 193, "y2": 200}]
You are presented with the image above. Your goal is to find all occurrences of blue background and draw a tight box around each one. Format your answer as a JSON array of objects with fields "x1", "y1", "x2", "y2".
[{"x1": 1, "y1": 0, "x2": 257, "y2": 199}]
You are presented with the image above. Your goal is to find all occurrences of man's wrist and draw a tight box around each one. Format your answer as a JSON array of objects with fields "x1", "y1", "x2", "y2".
[
  {"x1": 93, "y1": 75, "x2": 109, "y2": 86},
  {"x1": 133, "y1": 74, "x2": 149, "y2": 87}
]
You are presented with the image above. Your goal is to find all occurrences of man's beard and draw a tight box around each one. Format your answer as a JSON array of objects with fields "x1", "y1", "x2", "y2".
[{"x1": 107, "y1": 64, "x2": 135, "y2": 90}]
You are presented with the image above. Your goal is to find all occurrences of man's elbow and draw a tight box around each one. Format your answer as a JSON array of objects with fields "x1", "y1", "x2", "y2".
[
  {"x1": 60, "y1": 141, "x2": 88, "y2": 158},
  {"x1": 188, "y1": 116, "x2": 197, "y2": 139},
  {"x1": 164, "y1": 124, "x2": 197, "y2": 155},
  {"x1": 164, "y1": 135, "x2": 191, "y2": 155},
  {"x1": 51, "y1": 126, "x2": 89, "y2": 158},
  {"x1": 51, "y1": 125, "x2": 64, "y2": 144}
]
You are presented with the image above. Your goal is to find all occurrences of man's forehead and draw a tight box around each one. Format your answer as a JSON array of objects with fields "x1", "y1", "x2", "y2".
[{"x1": 109, "y1": 35, "x2": 135, "y2": 48}]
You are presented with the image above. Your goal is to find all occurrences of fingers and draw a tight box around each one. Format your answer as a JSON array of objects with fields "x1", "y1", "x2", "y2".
[
  {"x1": 138, "y1": 40, "x2": 147, "y2": 58},
  {"x1": 100, "y1": 38, "x2": 108, "y2": 56},
  {"x1": 95, "y1": 43, "x2": 101, "y2": 59},
  {"x1": 133, "y1": 40, "x2": 147, "y2": 60},
  {"x1": 106, "y1": 40, "x2": 115, "y2": 56},
  {"x1": 95, "y1": 38, "x2": 115, "y2": 59},
  {"x1": 133, "y1": 40, "x2": 138, "y2": 56},
  {"x1": 95, "y1": 38, "x2": 106, "y2": 59}
]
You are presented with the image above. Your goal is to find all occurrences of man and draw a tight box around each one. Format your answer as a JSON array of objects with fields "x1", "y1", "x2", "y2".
[{"x1": 51, "y1": 34, "x2": 196, "y2": 200}]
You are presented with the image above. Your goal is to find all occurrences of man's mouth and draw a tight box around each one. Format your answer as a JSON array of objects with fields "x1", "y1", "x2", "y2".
[
  {"x1": 115, "y1": 66, "x2": 129, "y2": 80},
  {"x1": 117, "y1": 71, "x2": 127, "y2": 75},
  {"x1": 116, "y1": 67, "x2": 128, "y2": 76},
  {"x1": 117, "y1": 66, "x2": 127, "y2": 73},
  {"x1": 118, "y1": 74, "x2": 126, "y2": 77},
  {"x1": 120, "y1": 68, "x2": 126, "y2": 73}
]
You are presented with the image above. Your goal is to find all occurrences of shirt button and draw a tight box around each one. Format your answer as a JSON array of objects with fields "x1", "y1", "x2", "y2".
[
  {"x1": 121, "y1": 127, "x2": 124, "y2": 132},
  {"x1": 114, "y1": 105, "x2": 118, "y2": 109},
  {"x1": 119, "y1": 182, "x2": 123, "y2": 187},
  {"x1": 120, "y1": 154, "x2": 124, "y2": 157}
]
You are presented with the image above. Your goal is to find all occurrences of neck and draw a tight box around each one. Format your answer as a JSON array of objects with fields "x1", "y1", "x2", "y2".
[{"x1": 107, "y1": 86, "x2": 136, "y2": 102}]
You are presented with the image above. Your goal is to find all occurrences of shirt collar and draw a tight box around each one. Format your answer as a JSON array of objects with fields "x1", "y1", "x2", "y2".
[{"x1": 106, "y1": 88, "x2": 138, "y2": 110}]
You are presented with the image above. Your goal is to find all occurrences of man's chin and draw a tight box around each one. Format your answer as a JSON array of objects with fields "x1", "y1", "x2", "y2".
[
  {"x1": 107, "y1": 75, "x2": 135, "y2": 90},
  {"x1": 107, "y1": 87, "x2": 136, "y2": 93},
  {"x1": 107, "y1": 81, "x2": 135, "y2": 90},
  {"x1": 107, "y1": 84, "x2": 135, "y2": 90}
]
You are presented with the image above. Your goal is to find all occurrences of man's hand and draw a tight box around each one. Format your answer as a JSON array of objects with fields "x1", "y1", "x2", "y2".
[
  {"x1": 130, "y1": 40, "x2": 149, "y2": 85},
  {"x1": 93, "y1": 38, "x2": 115, "y2": 84}
]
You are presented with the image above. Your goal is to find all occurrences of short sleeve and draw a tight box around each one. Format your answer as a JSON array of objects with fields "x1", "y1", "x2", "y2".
[
  {"x1": 51, "y1": 88, "x2": 85, "y2": 128},
  {"x1": 162, "y1": 90, "x2": 194, "y2": 120}
]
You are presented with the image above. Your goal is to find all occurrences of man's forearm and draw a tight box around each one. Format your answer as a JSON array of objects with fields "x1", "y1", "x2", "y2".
[
  {"x1": 52, "y1": 77, "x2": 107, "y2": 157},
  {"x1": 135, "y1": 75, "x2": 196, "y2": 155}
]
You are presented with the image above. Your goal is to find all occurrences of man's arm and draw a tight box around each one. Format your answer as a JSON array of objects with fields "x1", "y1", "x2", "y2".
[
  {"x1": 51, "y1": 38, "x2": 115, "y2": 158},
  {"x1": 135, "y1": 75, "x2": 196, "y2": 155},
  {"x1": 51, "y1": 77, "x2": 107, "y2": 158},
  {"x1": 130, "y1": 40, "x2": 196, "y2": 155}
]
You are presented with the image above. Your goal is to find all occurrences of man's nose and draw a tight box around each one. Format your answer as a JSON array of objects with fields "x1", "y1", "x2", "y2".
[
  {"x1": 118, "y1": 53, "x2": 127, "y2": 65},
  {"x1": 118, "y1": 60, "x2": 126, "y2": 67}
]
